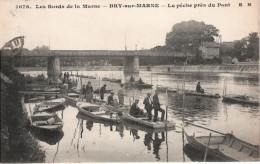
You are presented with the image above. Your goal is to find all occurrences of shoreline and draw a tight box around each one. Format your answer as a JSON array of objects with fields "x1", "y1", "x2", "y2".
[{"x1": 15, "y1": 64, "x2": 259, "y2": 75}]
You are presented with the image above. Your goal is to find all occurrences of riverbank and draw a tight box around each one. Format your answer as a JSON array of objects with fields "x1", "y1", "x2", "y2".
[
  {"x1": 151, "y1": 64, "x2": 259, "y2": 74},
  {"x1": 1, "y1": 64, "x2": 45, "y2": 162},
  {"x1": 15, "y1": 64, "x2": 259, "y2": 75}
]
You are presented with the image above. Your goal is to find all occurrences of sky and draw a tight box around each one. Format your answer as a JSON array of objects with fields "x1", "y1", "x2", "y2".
[{"x1": 0, "y1": 0, "x2": 258, "y2": 50}]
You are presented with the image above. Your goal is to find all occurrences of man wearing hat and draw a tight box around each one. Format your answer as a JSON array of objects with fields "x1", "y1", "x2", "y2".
[
  {"x1": 118, "y1": 83, "x2": 125, "y2": 105},
  {"x1": 143, "y1": 93, "x2": 153, "y2": 120},
  {"x1": 107, "y1": 92, "x2": 115, "y2": 106},
  {"x1": 153, "y1": 90, "x2": 165, "y2": 122},
  {"x1": 130, "y1": 99, "x2": 144, "y2": 117},
  {"x1": 100, "y1": 84, "x2": 107, "y2": 100}
]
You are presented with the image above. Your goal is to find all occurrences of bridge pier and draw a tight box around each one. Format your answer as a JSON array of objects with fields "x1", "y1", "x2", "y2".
[
  {"x1": 124, "y1": 56, "x2": 139, "y2": 74},
  {"x1": 47, "y1": 56, "x2": 61, "y2": 80}
]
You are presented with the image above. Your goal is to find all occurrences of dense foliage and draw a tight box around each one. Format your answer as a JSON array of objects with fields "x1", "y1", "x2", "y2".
[
  {"x1": 1, "y1": 61, "x2": 45, "y2": 162},
  {"x1": 165, "y1": 20, "x2": 219, "y2": 53}
]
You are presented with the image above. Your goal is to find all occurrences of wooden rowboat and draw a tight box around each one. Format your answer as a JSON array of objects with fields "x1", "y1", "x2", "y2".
[
  {"x1": 122, "y1": 113, "x2": 175, "y2": 130},
  {"x1": 222, "y1": 94, "x2": 259, "y2": 106},
  {"x1": 76, "y1": 112, "x2": 120, "y2": 125},
  {"x1": 93, "y1": 89, "x2": 113, "y2": 94},
  {"x1": 184, "y1": 125, "x2": 259, "y2": 161},
  {"x1": 88, "y1": 76, "x2": 96, "y2": 79},
  {"x1": 184, "y1": 90, "x2": 221, "y2": 98},
  {"x1": 33, "y1": 101, "x2": 65, "y2": 113},
  {"x1": 103, "y1": 104, "x2": 130, "y2": 116},
  {"x1": 109, "y1": 79, "x2": 121, "y2": 83},
  {"x1": 156, "y1": 85, "x2": 177, "y2": 93},
  {"x1": 75, "y1": 75, "x2": 89, "y2": 78},
  {"x1": 102, "y1": 77, "x2": 110, "y2": 81},
  {"x1": 30, "y1": 112, "x2": 63, "y2": 132},
  {"x1": 76, "y1": 102, "x2": 120, "y2": 124},
  {"x1": 124, "y1": 82, "x2": 153, "y2": 89},
  {"x1": 62, "y1": 95, "x2": 78, "y2": 107}
]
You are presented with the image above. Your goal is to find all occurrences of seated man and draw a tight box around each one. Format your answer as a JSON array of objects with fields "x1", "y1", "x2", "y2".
[
  {"x1": 130, "y1": 75, "x2": 135, "y2": 82},
  {"x1": 107, "y1": 92, "x2": 115, "y2": 105},
  {"x1": 196, "y1": 82, "x2": 204, "y2": 93},
  {"x1": 138, "y1": 78, "x2": 144, "y2": 84},
  {"x1": 130, "y1": 99, "x2": 144, "y2": 117}
]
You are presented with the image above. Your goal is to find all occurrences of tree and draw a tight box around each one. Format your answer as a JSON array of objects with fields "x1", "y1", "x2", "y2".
[
  {"x1": 247, "y1": 32, "x2": 259, "y2": 61},
  {"x1": 166, "y1": 20, "x2": 219, "y2": 53}
]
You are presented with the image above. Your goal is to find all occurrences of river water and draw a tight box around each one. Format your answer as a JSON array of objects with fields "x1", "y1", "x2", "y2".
[{"x1": 23, "y1": 70, "x2": 260, "y2": 162}]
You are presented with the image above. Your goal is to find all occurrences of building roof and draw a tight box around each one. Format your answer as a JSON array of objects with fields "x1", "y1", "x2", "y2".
[{"x1": 201, "y1": 42, "x2": 220, "y2": 48}]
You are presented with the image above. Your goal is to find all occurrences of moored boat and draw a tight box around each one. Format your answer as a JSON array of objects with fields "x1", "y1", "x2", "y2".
[
  {"x1": 62, "y1": 95, "x2": 78, "y2": 107},
  {"x1": 76, "y1": 112, "x2": 120, "y2": 125},
  {"x1": 88, "y1": 76, "x2": 96, "y2": 79},
  {"x1": 184, "y1": 90, "x2": 221, "y2": 98},
  {"x1": 184, "y1": 124, "x2": 259, "y2": 161},
  {"x1": 76, "y1": 102, "x2": 120, "y2": 124},
  {"x1": 103, "y1": 104, "x2": 130, "y2": 115},
  {"x1": 124, "y1": 82, "x2": 153, "y2": 89},
  {"x1": 93, "y1": 89, "x2": 113, "y2": 94},
  {"x1": 30, "y1": 112, "x2": 63, "y2": 132},
  {"x1": 156, "y1": 85, "x2": 178, "y2": 93},
  {"x1": 109, "y1": 79, "x2": 121, "y2": 83},
  {"x1": 222, "y1": 94, "x2": 259, "y2": 105},
  {"x1": 102, "y1": 77, "x2": 110, "y2": 81},
  {"x1": 122, "y1": 113, "x2": 175, "y2": 130},
  {"x1": 75, "y1": 75, "x2": 89, "y2": 78},
  {"x1": 33, "y1": 100, "x2": 65, "y2": 113}
]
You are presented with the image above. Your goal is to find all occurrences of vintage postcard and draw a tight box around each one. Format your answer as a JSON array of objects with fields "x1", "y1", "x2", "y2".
[{"x1": 0, "y1": 0, "x2": 259, "y2": 162}]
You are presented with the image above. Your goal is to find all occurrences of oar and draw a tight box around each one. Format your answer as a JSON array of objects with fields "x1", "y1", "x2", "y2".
[
  {"x1": 186, "y1": 122, "x2": 226, "y2": 135},
  {"x1": 203, "y1": 133, "x2": 212, "y2": 162}
]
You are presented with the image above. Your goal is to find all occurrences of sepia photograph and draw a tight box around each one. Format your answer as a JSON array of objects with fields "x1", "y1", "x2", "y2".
[{"x1": 0, "y1": 0, "x2": 259, "y2": 162}]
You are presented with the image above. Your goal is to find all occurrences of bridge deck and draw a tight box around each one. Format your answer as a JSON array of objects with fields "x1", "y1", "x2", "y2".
[{"x1": 1, "y1": 50, "x2": 194, "y2": 58}]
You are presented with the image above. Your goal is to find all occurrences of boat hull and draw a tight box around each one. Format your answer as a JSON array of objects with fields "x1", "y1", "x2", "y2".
[
  {"x1": 122, "y1": 114, "x2": 175, "y2": 130},
  {"x1": 77, "y1": 106, "x2": 120, "y2": 124},
  {"x1": 222, "y1": 95, "x2": 259, "y2": 105}
]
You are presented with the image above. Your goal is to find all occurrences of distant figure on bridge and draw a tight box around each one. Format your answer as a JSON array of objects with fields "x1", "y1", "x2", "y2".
[
  {"x1": 130, "y1": 99, "x2": 144, "y2": 117},
  {"x1": 138, "y1": 78, "x2": 144, "y2": 84},
  {"x1": 118, "y1": 84, "x2": 125, "y2": 105},
  {"x1": 100, "y1": 84, "x2": 107, "y2": 100},
  {"x1": 196, "y1": 82, "x2": 204, "y2": 93},
  {"x1": 130, "y1": 75, "x2": 135, "y2": 82},
  {"x1": 107, "y1": 92, "x2": 115, "y2": 106},
  {"x1": 86, "y1": 82, "x2": 94, "y2": 103},
  {"x1": 64, "y1": 72, "x2": 66, "y2": 79}
]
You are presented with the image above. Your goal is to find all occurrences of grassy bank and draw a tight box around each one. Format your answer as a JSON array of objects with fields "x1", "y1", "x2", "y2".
[{"x1": 1, "y1": 63, "x2": 45, "y2": 162}]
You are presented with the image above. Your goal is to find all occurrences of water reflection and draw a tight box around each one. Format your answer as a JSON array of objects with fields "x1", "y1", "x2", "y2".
[
  {"x1": 29, "y1": 128, "x2": 64, "y2": 145},
  {"x1": 26, "y1": 70, "x2": 259, "y2": 162},
  {"x1": 153, "y1": 132, "x2": 165, "y2": 160}
]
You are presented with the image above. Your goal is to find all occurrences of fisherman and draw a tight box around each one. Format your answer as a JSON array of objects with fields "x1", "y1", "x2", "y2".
[
  {"x1": 152, "y1": 90, "x2": 165, "y2": 122},
  {"x1": 130, "y1": 99, "x2": 144, "y2": 117},
  {"x1": 196, "y1": 82, "x2": 204, "y2": 93},
  {"x1": 85, "y1": 82, "x2": 94, "y2": 103},
  {"x1": 118, "y1": 84, "x2": 125, "y2": 105},
  {"x1": 138, "y1": 78, "x2": 144, "y2": 84},
  {"x1": 107, "y1": 92, "x2": 115, "y2": 105},
  {"x1": 100, "y1": 84, "x2": 107, "y2": 100},
  {"x1": 82, "y1": 85, "x2": 86, "y2": 98},
  {"x1": 143, "y1": 93, "x2": 153, "y2": 120},
  {"x1": 130, "y1": 75, "x2": 135, "y2": 82}
]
